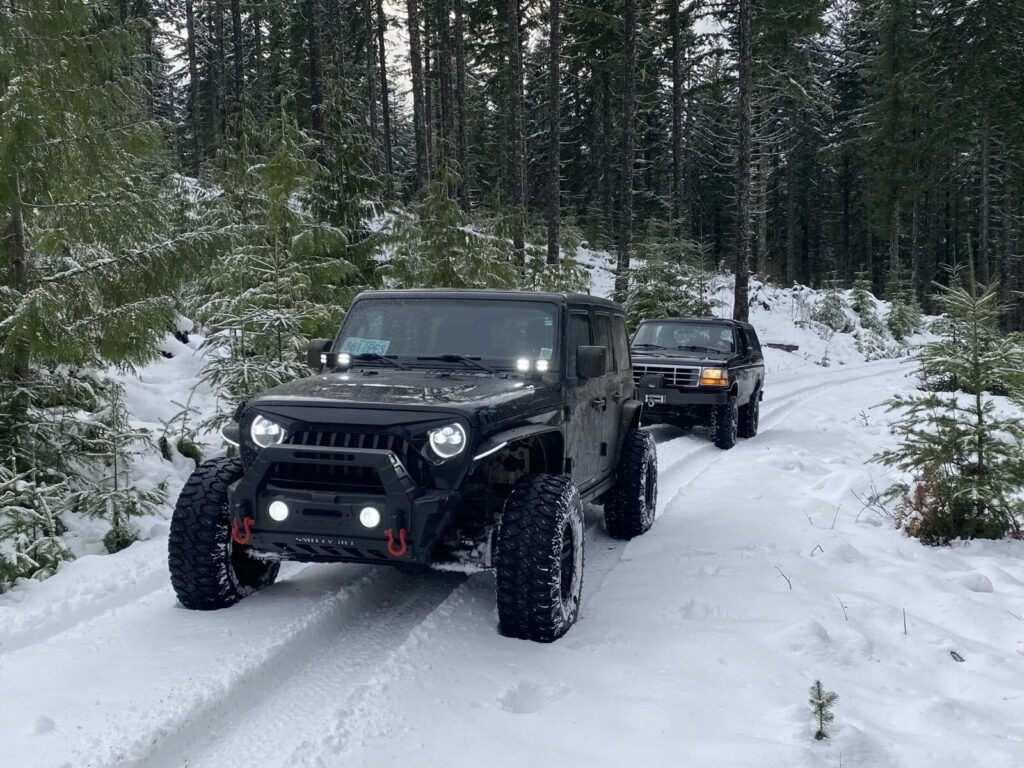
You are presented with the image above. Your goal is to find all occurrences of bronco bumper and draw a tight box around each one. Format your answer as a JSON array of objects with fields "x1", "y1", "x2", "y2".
[
  {"x1": 638, "y1": 388, "x2": 729, "y2": 407},
  {"x1": 228, "y1": 443, "x2": 457, "y2": 564}
]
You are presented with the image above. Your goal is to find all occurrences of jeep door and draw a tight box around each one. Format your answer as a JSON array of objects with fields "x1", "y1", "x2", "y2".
[
  {"x1": 734, "y1": 326, "x2": 762, "y2": 404},
  {"x1": 593, "y1": 311, "x2": 632, "y2": 478},
  {"x1": 565, "y1": 307, "x2": 601, "y2": 486}
]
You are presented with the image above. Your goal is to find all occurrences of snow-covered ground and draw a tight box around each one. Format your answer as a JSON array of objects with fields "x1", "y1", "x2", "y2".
[{"x1": 2, "y1": 346, "x2": 1023, "y2": 767}]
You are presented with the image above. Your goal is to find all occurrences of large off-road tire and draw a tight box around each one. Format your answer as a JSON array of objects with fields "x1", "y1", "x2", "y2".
[
  {"x1": 738, "y1": 390, "x2": 761, "y2": 438},
  {"x1": 169, "y1": 457, "x2": 279, "y2": 610},
  {"x1": 495, "y1": 474, "x2": 584, "y2": 643},
  {"x1": 712, "y1": 394, "x2": 739, "y2": 450},
  {"x1": 604, "y1": 429, "x2": 658, "y2": 540}
]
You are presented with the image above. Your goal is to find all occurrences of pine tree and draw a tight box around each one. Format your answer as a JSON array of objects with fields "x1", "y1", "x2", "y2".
[
  {"x1": 386, "y1": 173, "x2": 519, "y2": 289},
  {"x1": 68, "y1": 387, "x2": 164, "y2": 554},
  {"x1": 809, "y1": 680, "x2": 838, "y2": 740},
  {"x1": 200, "y1": 106, "x2": 353, "y2": 417},
  {"x1": 873, "y1": 273, "x2": 1024, "y2": 542},
  {"x1": 0, "y1": 459, "x2": 73, "y2": 590}
]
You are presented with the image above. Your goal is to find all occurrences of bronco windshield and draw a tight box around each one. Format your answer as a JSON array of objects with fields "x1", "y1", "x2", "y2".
[
  {"x1": 337, "y1": 298, "x2": 559, "y2": 370},
  {"x1": 632, "y1": 322, "x2": 736, "y2": 354}
]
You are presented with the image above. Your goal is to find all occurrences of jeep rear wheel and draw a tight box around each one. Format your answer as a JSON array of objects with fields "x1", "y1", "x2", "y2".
[
  {"x1": 495, "y1": 474, "x2": 584, "y2": 643},
  {"x1": 604, "y1": 429, "x2": 658, "y2": 540},
  {"x1": 738, "y1": 392, "x2": 760, "y2": 438},
  {"x1": 169, "y1": 457, "x2": 279, "y2": 610},
  {"x1": 712, "y1": 394, "x2": 739, "y2": 449}
]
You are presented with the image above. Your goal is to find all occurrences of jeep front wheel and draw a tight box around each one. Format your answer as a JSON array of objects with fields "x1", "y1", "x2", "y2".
[
  {"x1": 712, "y1": 394, "x2": 739, "y2": 449},
  {"x1": 495, "y1": 474, "x2": 584, "y2": 643},
  {"x1": 169, "y1": 457, "x2": 279, "y2": 610},
  {"x1": 604, "y1": 429, "x2": 658, "y2": 539}
]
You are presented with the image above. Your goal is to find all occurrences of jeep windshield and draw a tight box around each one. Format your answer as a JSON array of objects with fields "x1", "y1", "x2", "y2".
[
  {"x1": 632, "y1": 322, "x2": 735, "y2": 354},
  {"x1": 337, "y1": 298, "x2": 559, "y2": 371}
]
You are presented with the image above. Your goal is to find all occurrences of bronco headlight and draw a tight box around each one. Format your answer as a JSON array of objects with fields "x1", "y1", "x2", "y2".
[
  {"x1": 428, "y1": 422, "x2": 467, "y2": 460},
  {"x1": 250, "y1": 415, "x2": 286, "y2": 448},
  {"x1": 699, "y1": 367, "x2": 729, "y2": 386}
]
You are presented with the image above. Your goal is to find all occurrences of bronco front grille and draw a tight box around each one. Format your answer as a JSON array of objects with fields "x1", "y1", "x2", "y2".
[
  {"x1": 632, "y1": 364, "x2": 700, "y2": 388},
  {"x1": 268, "y1": 430, "x2": 429, "y2": 490}
]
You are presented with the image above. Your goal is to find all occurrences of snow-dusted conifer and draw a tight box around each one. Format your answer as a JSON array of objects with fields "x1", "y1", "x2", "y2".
[
  {"x1": 885, "y1": 270, "x2": 922, "y2": 340},
  {"x1": 809, "y1": 680, "x2": 838, "y2": 740},
  {"x1": 68, "y1": 387, "x2": 164, "y2": 553},
  {"x1": 385, "y1": 174, "x2": 518, "y2": 289},
  {"x1": 200, "y1": 107, "x2": 352, "y2": 417},
  {"x1": 625, "y1": 229, "x2": 716, "y2": 329},
  {"x1": 0, "y1": 460, "x2": 72, "y2": 590},
  {"x1": 873, "y1": 272, "x2": 1024, "y2": 542}
]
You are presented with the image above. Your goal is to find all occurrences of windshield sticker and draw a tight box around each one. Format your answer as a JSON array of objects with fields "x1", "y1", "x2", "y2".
[
  {"x1": 539, "y1": 347, "x2": 553, "y2": 359},
  {"x1": 341, "y1": 337, "x2": 391, "y2": 355}
]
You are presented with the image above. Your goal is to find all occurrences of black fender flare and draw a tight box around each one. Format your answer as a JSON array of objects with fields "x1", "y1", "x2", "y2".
[
  {"x1": 616, "y1": 399, "x2": 643, "y2": 458},
  {"x1": 471, "y1": 424, "x2": 565, "y2": 467}
]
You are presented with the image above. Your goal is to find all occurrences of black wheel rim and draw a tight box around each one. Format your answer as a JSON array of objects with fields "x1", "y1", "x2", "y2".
[{"x1": 559, "y1": 520, "x2": 575, "y2": 607}]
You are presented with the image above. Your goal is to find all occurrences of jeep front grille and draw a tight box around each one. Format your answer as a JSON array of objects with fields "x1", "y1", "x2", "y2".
[
  {"x1": 268, "y1": 430, "x2": 429, "y2": 490},
  {"x1": 632, "y1": 364, "x2": 701, "y2": 388}
]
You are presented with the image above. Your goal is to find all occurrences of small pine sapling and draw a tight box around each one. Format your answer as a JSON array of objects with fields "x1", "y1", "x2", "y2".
[
  {"x1": 69, "y1": 387, "x2": 164, "y2": 553},
  {"x1": 809, "y1": 680, "x2": 838, "y2": 740},
  {"x1": 0, "y1": 461, "x2": 73, "y2": 590}
]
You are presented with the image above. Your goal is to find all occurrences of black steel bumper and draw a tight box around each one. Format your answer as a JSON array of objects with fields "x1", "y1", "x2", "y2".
[
  {"x1": 228, "y1": 444, "x2": 457, "y2": 565},
  {"x1": 638, "y1": 387, "x2": 729, "y2": 407}
]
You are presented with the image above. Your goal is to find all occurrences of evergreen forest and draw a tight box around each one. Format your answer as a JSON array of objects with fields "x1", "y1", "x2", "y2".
[{"x1": 2, "y1": 0, "x2": 1024, "y2": 581}]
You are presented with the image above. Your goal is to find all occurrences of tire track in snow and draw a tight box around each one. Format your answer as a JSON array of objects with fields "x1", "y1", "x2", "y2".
[{"x1": 128, "y1": 568, "x2": 466, "y2": 768}]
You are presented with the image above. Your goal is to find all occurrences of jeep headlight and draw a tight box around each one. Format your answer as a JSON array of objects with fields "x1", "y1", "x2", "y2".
[
  {"x1": 699, "y1": 367, "x2": 729, "y2": 386},
  {"x1": 250, "y1": 415, "x2": 286, "y2": 448},
  {"x1": 427, "y1": 422, "x2": 467, "y2": 460}
]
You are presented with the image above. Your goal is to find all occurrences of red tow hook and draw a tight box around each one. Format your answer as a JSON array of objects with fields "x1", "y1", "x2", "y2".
[
  {"x1": 385, "y1": 528, "x2": 408, "y2": 557},
  {"x1": 232, "y1": 516, "x2": 255, "y2": 545}
]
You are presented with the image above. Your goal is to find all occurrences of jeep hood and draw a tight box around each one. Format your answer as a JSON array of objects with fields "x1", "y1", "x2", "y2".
[{"x1": 249, "y1": 369, "x2": 558, "y2": 413}]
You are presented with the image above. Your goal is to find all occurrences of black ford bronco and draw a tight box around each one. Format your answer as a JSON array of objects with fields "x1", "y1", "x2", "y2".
[
  {"x1": 169, "y1": 289, "x2": 658, "y2": 642},
  {"x1": 631, "y1": 317, "x2": 765, "y2": 449}
]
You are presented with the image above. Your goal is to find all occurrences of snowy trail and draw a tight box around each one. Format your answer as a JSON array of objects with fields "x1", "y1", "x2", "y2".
[{"x1": 6, "y1": 356, "x2": 1021, "y2": 768}]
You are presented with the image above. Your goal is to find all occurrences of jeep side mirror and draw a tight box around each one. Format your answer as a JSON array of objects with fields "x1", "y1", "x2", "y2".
[
  {"x1": 576, "y1": 346, "x2": 607, "y2": 379},
  {"x1": 306, "y1": 338, "x2": 332, "y2": 370}
]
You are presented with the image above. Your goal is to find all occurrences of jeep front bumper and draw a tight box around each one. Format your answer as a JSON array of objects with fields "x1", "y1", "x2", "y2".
[{"x1": 228, "y1": 443, "x2": 457, "y2": 564}]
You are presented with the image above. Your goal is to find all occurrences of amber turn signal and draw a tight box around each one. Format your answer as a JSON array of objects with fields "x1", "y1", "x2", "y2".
[{"x1": 699, "y1": 367, "x2": 728, "y2": 386}]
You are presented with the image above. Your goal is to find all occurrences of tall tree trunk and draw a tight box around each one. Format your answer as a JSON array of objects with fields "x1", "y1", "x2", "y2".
[
  {"x1": 732, "y1": 0, "x2": 752, "y2": 321},
  {"x1": 230, "y1": 0, "x2": 244, "y2": 128},
  {"x1": 615, "y1": 0, "x2": 636, "y2": 300},
  {"x1": 670, "y1": 0, "x2": 687, "y2": 238},
  {"x1": 215, "y1": 1, "x2": 227, "y2": 147},
  {"x1": 507, "y1": 0, "x2": 526, "y2": 267},
  {"x1": 889, "y1": 199, "x2": 900, "y2": 274},
  {"x1": 437, "y1": 0, "x2": 453, "y2": 176},
  {"x1": 7, "y1": 172, "x2": 30, "y2": 378},
  {"x1": 185, "y1": 0, "x2": 202, "y2": 174},
  {"x1": 454, "y1": 0, "x2": 469, "y2": 210},
  {"x1": 252, "y1": 1, "x2": 264, "y2": 119},
  {"x1": 364, "y1": 0, "x2": 379, "y2": 160},
  {"x1": 755, "y1": 152, "x2": 769, "y2": 276},
  {"x1": 376, "y1": 0, "x2": 394, "y2": 196},
  {"x1": 978, "y1": 117, "x2": 991, "y2": 283},
  {"x1": 308, "y1": 0, "x2": 323, "y2": 133},
  {"x1": 546, "y1": 0, "x2": 561, "y2": 264},
  {"x1": 408, "y1": 0, "x2": 428, "y2": 188},
  {"x1": 423, "y1": 18, "x2": 435, "y2": 177}
]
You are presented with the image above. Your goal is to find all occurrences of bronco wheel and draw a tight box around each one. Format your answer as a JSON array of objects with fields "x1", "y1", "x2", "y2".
[
  {"x1": 495, "y1": 474, "x2": 584, "y2": 643},
  {"x1": 712, "y1": 394, "x2": 739, "y2": 450},
  {"x1": 604, "y1": 429, "x2": 658, "y2": 540},
  {"x1": 169, "y1": 457, "x2": 279, "y2": 610},
  {"x1": 738, "y1": 391, "x2": 760, "y2": 438}
]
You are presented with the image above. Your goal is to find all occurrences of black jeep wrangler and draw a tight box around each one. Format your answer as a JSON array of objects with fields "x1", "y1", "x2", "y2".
[
  {"x1": 169, "y1": 289, "x2": 657, "y2": 642},
  {"x1": 631, "y1": 317, "x2": 765, "y2": 449}
]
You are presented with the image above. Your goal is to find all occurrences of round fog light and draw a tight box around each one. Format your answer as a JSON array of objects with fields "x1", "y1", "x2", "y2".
[
  {"x1": 359, "y1": 506, "x2": 381, "y2": 528},
  {"x1": 268, "y1": 501, "x2": 290, "y2": 522}
]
